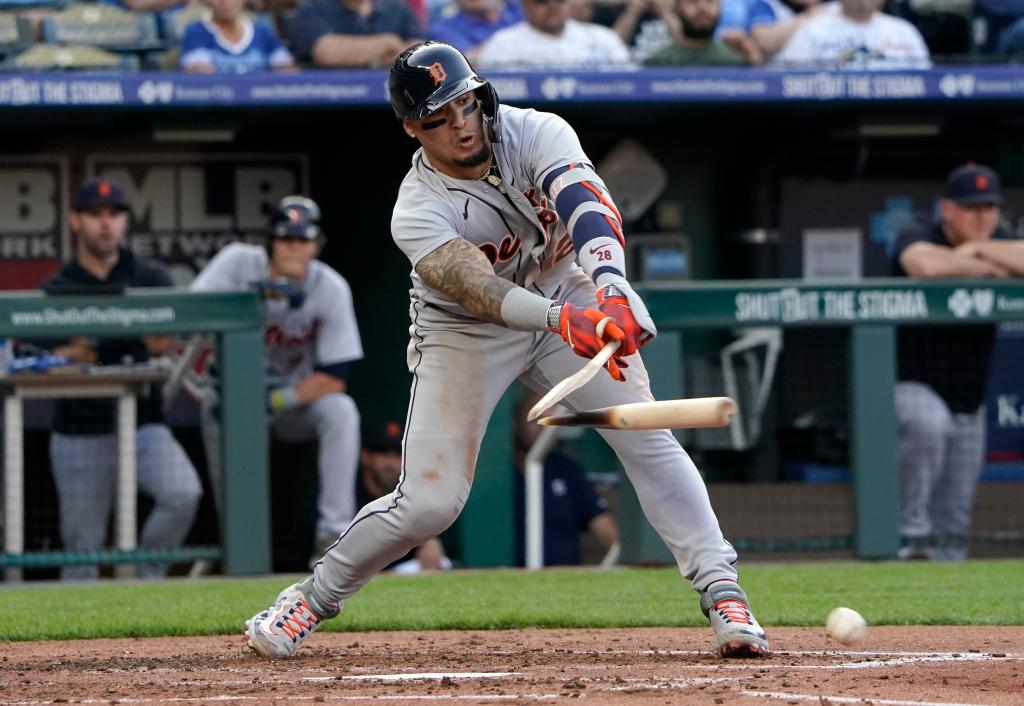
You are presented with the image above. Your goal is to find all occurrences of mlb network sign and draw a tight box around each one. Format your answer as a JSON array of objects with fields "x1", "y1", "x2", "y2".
[
  {"x1": 87, "y1": 154, "x2": 308, "y2": 282},
  {"x1": 0, "y1": 156, "x2": 68, "y2": 260},
  {"x1": 0, "y1": 156, "x2": 69, "y2": 288}
]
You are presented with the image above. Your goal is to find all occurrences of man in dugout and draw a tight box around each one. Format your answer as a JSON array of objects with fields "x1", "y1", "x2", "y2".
[
  {"x1": 191, "y1": 195, "x2": 364, "y2": 569},
  {"x1": 891, "y1": 163, "x2": 1024, "y2": 560},
  {"x1": 42, "y1": 177, "x2": 203, "y2": 580}
]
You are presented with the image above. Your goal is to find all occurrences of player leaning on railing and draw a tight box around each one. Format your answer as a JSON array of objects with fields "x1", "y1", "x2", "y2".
[
  {"x1": 41, "y1": 177, "x2": 203, "y2": 580},
  {"x1": 891, "y1": 163, "x2": 1024, "y2": 561},
  {"x1": 245, "y1": 41, "x2": 769, "y2": 659}
]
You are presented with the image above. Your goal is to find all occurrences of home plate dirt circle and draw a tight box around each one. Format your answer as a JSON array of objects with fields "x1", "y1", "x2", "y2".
[{"x1": 2, "y1": 627, "x2": 1021, "y2": 705}]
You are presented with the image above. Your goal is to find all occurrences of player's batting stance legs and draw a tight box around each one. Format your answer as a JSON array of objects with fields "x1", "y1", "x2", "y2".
[{"x1": 246, "y1": 293, "x2": 766, "y2": 658}]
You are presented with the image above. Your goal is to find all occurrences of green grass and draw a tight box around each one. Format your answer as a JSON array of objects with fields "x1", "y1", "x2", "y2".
[{"x1": 2, "y1": 560, "x2": 1022, "y2": 641}]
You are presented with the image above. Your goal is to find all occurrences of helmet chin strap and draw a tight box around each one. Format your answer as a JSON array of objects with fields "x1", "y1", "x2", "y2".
[{"x1": 481, "y1": 84, "x2": 501, "y2": 142}]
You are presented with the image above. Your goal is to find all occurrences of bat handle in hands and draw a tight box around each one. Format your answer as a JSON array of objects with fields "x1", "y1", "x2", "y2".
[
  {"x1": 549, "y1": 301, "x2": 627, "y2": 381},
  {"x1": 596, "y1": 281, "x2": 657, "y2": 355}
]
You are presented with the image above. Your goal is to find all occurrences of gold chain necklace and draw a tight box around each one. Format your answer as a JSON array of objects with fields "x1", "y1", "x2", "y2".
[
  {"x1": 477, "y1": 158, "x2": 504, "y2": 192},
  {"x1": 474, "y1": 157, "x2": 495, "y2": 180}
]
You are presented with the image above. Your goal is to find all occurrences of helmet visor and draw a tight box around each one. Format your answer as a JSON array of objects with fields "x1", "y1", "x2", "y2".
[{"x1": 410, "y1": 76, "x2": 487, "y2": 121}]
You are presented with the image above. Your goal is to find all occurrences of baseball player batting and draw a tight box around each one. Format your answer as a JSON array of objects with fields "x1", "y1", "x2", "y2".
[
  {"x1": 245, "y1": 42, "x2": 768, "y2": 658},
  {"x1": 191, "y1": 196, "x2": 364, "y2": 565}
]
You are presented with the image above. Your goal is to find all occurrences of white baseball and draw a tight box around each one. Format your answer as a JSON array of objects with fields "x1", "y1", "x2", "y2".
[{"x1": 825, "y1": 607, "x2": 868, "y2": 646}]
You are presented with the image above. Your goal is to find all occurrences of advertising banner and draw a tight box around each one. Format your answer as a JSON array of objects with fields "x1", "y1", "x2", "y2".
[
  {"x1": 0, "y1": 156, "x2": 68, "y2": 289},
  {"x1": 86, "y1": 153, "x2": 309, "y2": 283}
]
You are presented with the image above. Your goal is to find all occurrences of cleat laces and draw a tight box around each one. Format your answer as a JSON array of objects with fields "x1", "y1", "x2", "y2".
[
  {"x1": 712, "y1": 599, "x2": 753, "y2": 625},
  {"x1": 271, "y1": 597, "x2": 323, "y2": 642},
  {"x1": 266, "y1": 590, "x2": 321, "y2": 643}
]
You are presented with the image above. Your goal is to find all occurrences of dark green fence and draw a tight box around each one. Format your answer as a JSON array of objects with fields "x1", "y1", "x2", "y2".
[{"x1": 0, "y1": 289, "x2": 268, "y2": 576}]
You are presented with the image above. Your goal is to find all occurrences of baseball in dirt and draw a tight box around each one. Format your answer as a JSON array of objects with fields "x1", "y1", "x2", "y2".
[{"x1": 826, "y1": 607, "x2": 868, "y2": 646}]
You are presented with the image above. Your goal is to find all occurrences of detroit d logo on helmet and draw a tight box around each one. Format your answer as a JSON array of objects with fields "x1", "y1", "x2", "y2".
[{"x1": 428, "y1": 62, "x2": 447, "y2": 86}]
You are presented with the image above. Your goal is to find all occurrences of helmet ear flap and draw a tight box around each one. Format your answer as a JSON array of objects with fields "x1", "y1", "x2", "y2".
[{"x1": 479, "y1": 83, "x2": 501, "y2": 143}]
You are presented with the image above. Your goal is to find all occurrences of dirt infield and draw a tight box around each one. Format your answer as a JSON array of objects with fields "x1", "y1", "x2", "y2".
[{"x1": 2, "y1": 627, "x2": 1021, "y2": 705}]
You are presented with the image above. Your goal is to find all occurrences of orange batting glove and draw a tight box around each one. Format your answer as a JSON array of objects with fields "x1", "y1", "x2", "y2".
[
  {"x1": 596, "y1": 284, "x2": 654, "y2": 356},
  {"x1": 548, "y1": 301, "x2": 628, "y2": 381}
]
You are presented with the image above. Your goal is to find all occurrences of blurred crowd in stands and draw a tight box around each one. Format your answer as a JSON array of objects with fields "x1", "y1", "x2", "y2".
[{"x1": 2, "y1": 0, "x2": 1024, "y2": 71}]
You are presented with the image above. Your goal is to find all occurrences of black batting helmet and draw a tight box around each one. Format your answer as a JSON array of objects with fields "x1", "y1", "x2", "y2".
[
  {"x1": 269, "y1": 196, "x2": 322, "y2": 241},
  {"x1": 388, "y1": 41, "x2": 501, "y2": 142}
]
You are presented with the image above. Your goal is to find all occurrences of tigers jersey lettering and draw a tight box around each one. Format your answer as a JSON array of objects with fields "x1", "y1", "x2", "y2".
[{"x1": 391, "y1": 106, "x2": 599, "y2": 313}]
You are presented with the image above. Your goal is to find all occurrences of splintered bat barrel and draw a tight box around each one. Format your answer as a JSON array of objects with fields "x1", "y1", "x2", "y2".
[{"x1": 537, "y1": 397, "x2": 737, "y2": 430}]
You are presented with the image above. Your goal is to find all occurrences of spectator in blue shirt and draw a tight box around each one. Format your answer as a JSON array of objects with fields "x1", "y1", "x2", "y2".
[
  {"x1": 288, "y1": 0, "x2": 424, "y2": 67},
  {"x1": 429, "y1": 0, "x2": 522, "y2": 62},
  {"x1": 512, "y1": 390, "x2": 619, "y2": 567},
  {"x1": 181, "y1": 0, "x2": 295, "y2": 72}
]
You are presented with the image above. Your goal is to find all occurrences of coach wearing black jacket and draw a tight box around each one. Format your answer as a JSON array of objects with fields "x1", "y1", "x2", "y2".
[{"x1": 42, "y1": 177, "x2": 202, "y2": 580}]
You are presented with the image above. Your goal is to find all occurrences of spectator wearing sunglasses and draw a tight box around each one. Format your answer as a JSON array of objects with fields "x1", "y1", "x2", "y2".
[{"x1": 476, "y1": 0, "x2": 633, "y2": 68}]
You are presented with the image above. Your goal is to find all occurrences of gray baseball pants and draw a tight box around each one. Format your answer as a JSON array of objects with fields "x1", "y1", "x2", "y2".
[
  {"x1": 202, "y1": 392, "x2": 360, "y2": 540},
  {"x1": 895, "y1": 381, "x2": 986, "y2": 561},
  {"x1": 313, "y1": 271, "x2": 738, "y2": 603},
  {"x1": 50, "y1": 424, "x2": 202, "y2": 579}
]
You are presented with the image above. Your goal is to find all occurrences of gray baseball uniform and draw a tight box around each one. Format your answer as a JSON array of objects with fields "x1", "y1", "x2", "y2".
[
  {"x1": 191, "y1": 243, "x2": 363, "y2": 540},
  {"x1": 312, "y1": 105, "x2": 738, "y2": 601}
]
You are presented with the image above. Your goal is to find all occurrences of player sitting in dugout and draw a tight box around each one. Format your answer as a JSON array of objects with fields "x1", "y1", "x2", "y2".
[{"x1": 190, "y1": 196, "x2": 364, "y2": 569}]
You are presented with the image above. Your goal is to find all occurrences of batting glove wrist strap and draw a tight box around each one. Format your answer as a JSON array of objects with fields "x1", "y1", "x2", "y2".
[
  {"x1": 268, "y1": 385, "x2": 300, "y2": 413},
  {"x1": 595, "y1": 275, "x2": 658, "y2": 354},
  {"x1": 546, "y1": 301, "x2": 566, "y2": 332}
]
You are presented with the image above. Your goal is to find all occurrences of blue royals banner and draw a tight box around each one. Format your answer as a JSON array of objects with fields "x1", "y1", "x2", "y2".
[{"x1": 0, "y1": 66, "x2": 1019, "y2": 108}]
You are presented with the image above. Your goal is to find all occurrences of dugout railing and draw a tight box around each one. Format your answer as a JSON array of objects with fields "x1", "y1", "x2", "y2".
[
  {"x1": 436, "y1": 278, "x2": 1024, "y2": 568},
  {"x1": 611, "y1": 277, "x2": 1024, "y2": 561},
  {"x1": 0, "y1": 288, "x2": 268, "y2": 578}
]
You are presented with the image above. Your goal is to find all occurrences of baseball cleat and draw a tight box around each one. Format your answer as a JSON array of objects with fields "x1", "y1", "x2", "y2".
[
  {"x1": 700, "y1": 580, "x2": 770, "y2": 658},
  {"x1": 245, "y1": 575, "x2": 341, "y2": 659}
]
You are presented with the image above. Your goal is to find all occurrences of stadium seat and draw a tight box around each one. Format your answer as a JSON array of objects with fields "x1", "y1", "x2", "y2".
[
  {"x1": 41, "y1": 3, "x2": 161, "y2": 51},
  {"x1": 0, "y1": 12, "x2": 33, "y2": 57},
  {"x1": 10, "y1": 41, "x2": 139, "y2": 68}
]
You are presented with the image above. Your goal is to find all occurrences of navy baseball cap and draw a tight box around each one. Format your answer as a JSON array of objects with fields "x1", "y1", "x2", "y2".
[
  {"x1": 364, "y1": 420, "x2": 403, "y2": 453},
  {"x1": 944, "y1": 163, "x2": 1003, "y2": 206},
  {"x1": 73, "y1": 177, "x2": 128, "y2": 212}
]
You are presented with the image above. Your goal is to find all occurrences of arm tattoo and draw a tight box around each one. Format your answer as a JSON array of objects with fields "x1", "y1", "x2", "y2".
[{"x1": 415, "y1": 238, "x2": 517, "y2": 325}]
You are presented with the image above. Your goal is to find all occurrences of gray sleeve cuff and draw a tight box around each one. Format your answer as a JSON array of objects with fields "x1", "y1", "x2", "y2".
[{"x1": 500, "y1": 287, "x2": 555, "y2": 332}]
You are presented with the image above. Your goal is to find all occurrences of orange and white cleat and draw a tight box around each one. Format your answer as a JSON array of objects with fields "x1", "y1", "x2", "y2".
[
  {"x1": 245, "y1": 576, "x2": 341, "y2": 658},
  {"x1": 700, "y1": 581, "x2": 770, "y2": 658}
]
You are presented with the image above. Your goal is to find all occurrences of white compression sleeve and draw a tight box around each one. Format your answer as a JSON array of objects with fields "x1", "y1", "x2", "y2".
[{"x1": 500, "y1": 287, "x2": 556, "y2": 332}]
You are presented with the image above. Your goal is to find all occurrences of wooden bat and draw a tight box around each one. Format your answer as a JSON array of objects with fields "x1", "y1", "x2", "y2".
[
  {"x1": 526, "y1": 339, "x2": 622, "y2": 422},
  {"x1": 537, "y1": 397, "x2": 737, "y2": 430}
]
